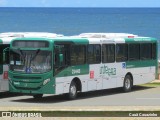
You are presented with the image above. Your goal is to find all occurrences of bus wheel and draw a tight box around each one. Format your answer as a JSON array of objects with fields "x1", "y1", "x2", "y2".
[
  {"x1": 123, "y1": 75, "x2": 132, "y2": 92},
  {"x1": 68, "y1": 81, "x2": 77, "y2": 100},
  {"x1": 33, "y1": 94, "x2": 43, "y2": 99}
]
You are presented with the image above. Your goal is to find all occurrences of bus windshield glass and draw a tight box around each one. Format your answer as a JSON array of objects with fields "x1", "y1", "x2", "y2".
[{"x1": 9, "y1": 50, "x2": 52, "y2": 73}]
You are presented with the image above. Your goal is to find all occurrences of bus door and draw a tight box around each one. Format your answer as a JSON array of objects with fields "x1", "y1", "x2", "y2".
[
  {"x1": 54, "y1": 42, "x2": 71, "y2": 94},
  {"x1": 101, "y1": 44, "x2": 117, "y2": 89},
  {"x1": 54, "y1": 43, "x2": 70, "y2": 75}
]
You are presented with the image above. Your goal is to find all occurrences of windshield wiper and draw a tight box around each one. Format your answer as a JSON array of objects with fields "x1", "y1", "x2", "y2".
[
  {"x1": 31, "y1": 49, "x2": 40, "y2": 61},
  {"x1": 28, "y1": 49, "x2": 41, "y2": 69},
  {"x1": 18, "y1": 48, "x2": 25, "y2": 59}
]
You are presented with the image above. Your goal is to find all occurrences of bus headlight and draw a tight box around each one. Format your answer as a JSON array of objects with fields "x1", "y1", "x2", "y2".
[{"x1": 43, "y1": 78, "x2": 50, "y2": 85}]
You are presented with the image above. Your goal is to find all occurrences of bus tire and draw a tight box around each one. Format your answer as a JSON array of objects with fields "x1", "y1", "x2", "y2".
[
  {"x1": 33, "y1": 94, "x2": 43, "y2": 99},
  {"x1": 123, "y1": 75, "x2": 132, "y2": 92},
  {"x1": 68, "y1": 81, "x2": 77, "y2": 100}
]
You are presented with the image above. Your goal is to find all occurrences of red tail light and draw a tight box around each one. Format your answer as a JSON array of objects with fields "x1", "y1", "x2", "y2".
[
  {"x1": 128, "y1": 36, "x2": 134, "y2": 38},
  {"x1": 3, "y1": 71, "x2": 8, "y2": 79}
]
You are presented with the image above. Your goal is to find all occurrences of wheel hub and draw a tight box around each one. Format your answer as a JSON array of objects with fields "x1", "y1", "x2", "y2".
[
  {"x1": 70, "y1": 85, "x2": 76, "y2": 96},
  {"x1": 125, "y1": 78, "x2": 131, "y2": 89}
]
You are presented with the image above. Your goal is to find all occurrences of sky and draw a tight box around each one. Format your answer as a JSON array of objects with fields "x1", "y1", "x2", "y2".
[{"x1": 0, "y1": 0, "x2": 160, "y2": 7}]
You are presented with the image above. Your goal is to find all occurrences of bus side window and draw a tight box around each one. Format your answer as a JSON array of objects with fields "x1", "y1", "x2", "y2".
[
  {"x1": 152, "y1": 43, "x2": 157, "y2": 60},
  {"x1": 128, "y1": 43, "x2": 140, "y2": 61},
  {"x1": 102, "y1": 44, "x2": 115, "y2": 63},
  {"x1": 140, "y1": 43, "x2": 152, "y2": 60},
  {"x1": 116, "y1": 44, "x2": 128, "y2": 62},
  {"x1": 70, "y1": 45, "x2": 86, "y2": 65},
  {"x1": 54, "y1": 46, "x2": 59, "y2": 67},
  {"x1": 87, "y1": 44, "x2": 101, "y2": 64}
]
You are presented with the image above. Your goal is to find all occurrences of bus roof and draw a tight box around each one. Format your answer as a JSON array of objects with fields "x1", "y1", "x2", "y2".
[
  {"x1": 74, "y1": 33, "x2": 138, "y2": 38},
  {"x1": 0, "y1": 32, "x2": 64, "y2": 44},
  {"x1": 10, "y1": 32, "x2": 157, "y2": 45},
  {"x1": 0, "y1": 32, "x2": 63, "y2": 38}
]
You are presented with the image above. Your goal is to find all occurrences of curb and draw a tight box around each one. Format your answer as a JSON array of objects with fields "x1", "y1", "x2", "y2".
[{"x1": 0, "y1": 106, "x2": 160, "y2": 111}]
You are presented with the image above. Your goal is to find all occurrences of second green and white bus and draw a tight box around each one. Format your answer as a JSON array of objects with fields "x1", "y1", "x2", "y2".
[{"x1": 8, "y1": 33, "x2": 158, "y2": 99}]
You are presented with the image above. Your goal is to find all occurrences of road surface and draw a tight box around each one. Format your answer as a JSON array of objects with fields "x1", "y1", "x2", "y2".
[{"x1": 0, "y1": 85, "x2": 160, "y2": 110}]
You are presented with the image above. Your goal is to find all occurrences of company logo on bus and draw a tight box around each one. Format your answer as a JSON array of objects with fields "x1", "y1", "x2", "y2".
[
  {"x1": 100, "y1": 65, "x2": 116, "y2": 76},
  {"x1": 72, "y1": 69, "x2": 81, "y2": 74},
  {"x1": 25, "y1": 67, "x2": 32, "y2": 73}
]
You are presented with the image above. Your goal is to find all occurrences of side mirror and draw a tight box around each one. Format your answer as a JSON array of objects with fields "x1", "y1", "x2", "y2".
[{"x1": 59, "y1": 54, "x2": 64, "y2": 65}]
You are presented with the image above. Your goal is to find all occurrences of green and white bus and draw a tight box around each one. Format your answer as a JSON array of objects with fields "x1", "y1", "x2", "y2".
[
  {"x1": 0, "y1": 32, "x2": 62, "y2": 92},
  {"x1": 0, "y1": 35, "x2": 11, "y2": 92},
  {"x1": 8, "y1": 33, "x2": 158, "y2": 99},
  {"x1": 0, "y1": 32, "x2": 26, "y2": 92}
]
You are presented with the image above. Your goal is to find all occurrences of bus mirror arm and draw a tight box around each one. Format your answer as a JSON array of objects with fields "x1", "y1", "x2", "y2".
[
  {"x1": 3, "y1": 47, "x2": 9, "y2": 63},
  {"x1": 3, "y1": 52, "x2": 6, "y2": 63}
]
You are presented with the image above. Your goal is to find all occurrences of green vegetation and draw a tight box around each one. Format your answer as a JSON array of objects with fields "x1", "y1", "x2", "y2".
[{"x1": 139, "y1": 83, "x2": 160, "y2": 87}]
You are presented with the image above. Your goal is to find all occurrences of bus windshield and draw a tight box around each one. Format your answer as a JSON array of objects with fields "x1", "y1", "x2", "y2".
[{"x1": 9, "y1": 50, "x2": 52, "y2": 73}]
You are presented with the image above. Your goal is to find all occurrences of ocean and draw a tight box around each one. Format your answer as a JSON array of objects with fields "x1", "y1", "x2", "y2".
[{"x1": 0, "y1": 7, "x2": 160, "y2": 56}]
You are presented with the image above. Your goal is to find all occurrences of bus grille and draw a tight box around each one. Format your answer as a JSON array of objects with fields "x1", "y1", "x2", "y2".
[
  {"x1": 13, "y1": 76, "x2": 41, "y2": 80},
  {"x1": 14, "y1": 87, "x2": 41, "y2": 91}
]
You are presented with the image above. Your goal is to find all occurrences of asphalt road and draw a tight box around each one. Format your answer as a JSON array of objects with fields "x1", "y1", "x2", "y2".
[{"x1": 0, "y1": 85, "x2": 160, "y2": 109}]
